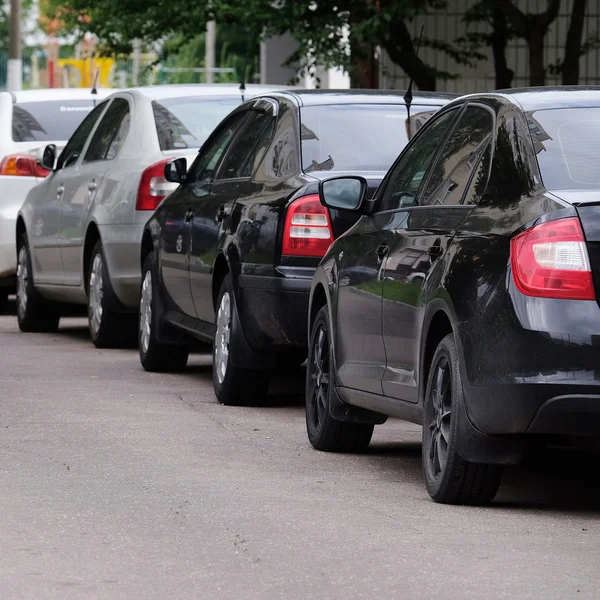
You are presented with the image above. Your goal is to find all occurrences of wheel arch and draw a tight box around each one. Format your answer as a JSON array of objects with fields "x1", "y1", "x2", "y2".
[
  {"x1": 212, "y1": 253, "x2": 230, "y2": 310},
  {"x1": 15, "y1": 216, "x2": 26, "y2": 251},
  {"x1": 140, "y1": 228, "x2": 154, "y2": 266}
]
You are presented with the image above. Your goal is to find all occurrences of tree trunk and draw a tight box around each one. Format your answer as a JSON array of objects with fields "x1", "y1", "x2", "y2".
[
  {"x1": 529, "y1": 29, "x2": 546, "y2": 86},
  {"x1": 562, "y1": 0, "x2": 587, "y2": 84},
  {"x1": 491, "y1": 6, "x2": 514, "y2": 88}
]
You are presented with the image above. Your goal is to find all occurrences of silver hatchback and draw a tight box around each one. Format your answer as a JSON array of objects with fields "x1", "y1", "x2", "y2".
[{"x1": 16, "y1": 84, "x2": 282, "y2": 346}]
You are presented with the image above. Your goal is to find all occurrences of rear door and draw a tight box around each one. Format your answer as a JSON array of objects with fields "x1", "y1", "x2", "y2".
[
  {"x1": 59, "y1": 97, "x2": 130, "y2": 285},
  {"x1": 159, "y1": 109, "x2": 247, "y2": 317},
  {"x1": 189, "y1": 101, "x2": 277, "y2": 323},
  {"x1": 381, "y1": 104, "x2": 494, "y2": 401},
  {"x1": 31, "y1": 101, "x2": 108, "y2": 284}
]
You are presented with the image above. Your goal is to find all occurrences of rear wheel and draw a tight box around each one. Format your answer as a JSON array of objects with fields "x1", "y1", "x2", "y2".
[
  {"x1": 422, "y1": 333, "x2": 503, "y2": 505},
  {"x1": 306, "y1": 306, "x2": 374, "y2": 452},
  {"x1": 87, "y1": 240, "x2": 136, "y2": 348},
  {"x1": 212, "y1": 274, "x2": 270, "y2": 406},
  {"x1": 138, "y1": 253, "x2": 189, "y2": 372},
  {"x1": 16, "y1": 233, "x2": 60, "y2": 333}
]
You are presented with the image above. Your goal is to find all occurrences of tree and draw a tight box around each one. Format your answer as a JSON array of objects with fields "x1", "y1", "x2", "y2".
[
  {"x1": 44, "y1": 0, "x2": 486, "y2": 90},
  {"x1": 496, "y1": 0, "x2": 561, "y2": 86}
]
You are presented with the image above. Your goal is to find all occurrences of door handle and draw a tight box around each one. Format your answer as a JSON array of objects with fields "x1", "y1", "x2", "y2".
[
  {"x1": 88, "y1": 180, "x2": 97, "y2": 192},
  {"x1": 376, "y1": 244, "x2": 389, "y2": 262},
  {"x1": 185, "y1": 208, "x2": 194, "y2": 223},
  {"x1": 57, "y1": 185, "x2": 64, "y2": 199}
]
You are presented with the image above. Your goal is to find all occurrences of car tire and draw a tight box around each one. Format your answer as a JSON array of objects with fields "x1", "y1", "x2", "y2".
[
  {"x1": 87, "y1": 240, "x2": 136, "y2": 349},
  {"x1": 422, "y1": 333, "x2": 503, "y2": 505},
  {"x1": 306, "y1": 306, "x2": 374, "y2": 453},
  {"x1": 212, "y1": 274, "x2": 270, "y2": 406},
  {"x1": 138, "y1": 253, "x2": 189, "y2": 372},
  {"x1": 16, "y1": 233, "x2": 60, "y2": 333}
]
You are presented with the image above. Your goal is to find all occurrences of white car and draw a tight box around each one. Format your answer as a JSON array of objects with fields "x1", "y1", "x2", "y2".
[
  {"x1": 16, "y1": 84, "x2": 285, "y2": 347},
  {"x1": 0, "y1": 88, "x2": 115, "y2": 312}
]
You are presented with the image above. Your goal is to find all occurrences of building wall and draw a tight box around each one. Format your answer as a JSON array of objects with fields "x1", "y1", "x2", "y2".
[{"x1": 380, "y1": 0, "x2": 600, "y2": 93}]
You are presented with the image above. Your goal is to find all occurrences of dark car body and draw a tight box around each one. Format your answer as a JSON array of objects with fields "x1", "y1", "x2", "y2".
[
  {"x1": 141, "y1": 90, "x2": 454, "y2": 369},
  {"x1": 309, "y1": 87, "x2": 600, "y2": 470}
]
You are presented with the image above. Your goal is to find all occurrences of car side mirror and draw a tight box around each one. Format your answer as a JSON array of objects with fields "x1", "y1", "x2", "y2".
[
  {"x1": 40, "y1": 144, "x2": 56, "y2": 171},
  {"x1": 318, "y1": 176, "x2": 367, "y2": 212},
  {"x1": 164, "y1": 157, "x2": 187, "y2": 184}
]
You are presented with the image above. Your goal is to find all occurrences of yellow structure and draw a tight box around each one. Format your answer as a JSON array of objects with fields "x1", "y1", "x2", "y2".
[{"x1": 57, "y1": 58, "x2": 115, "y2": 88}]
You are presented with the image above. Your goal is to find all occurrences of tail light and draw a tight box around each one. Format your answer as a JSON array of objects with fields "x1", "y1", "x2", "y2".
[
  {"x1": 282, "y1": 194, "x2": 334, "y2": 257},
  {"x1": 510, "y1": 216, "x2": 595, "y2": 300},
  {"x1": 0, "y1": 154, "x2": 49, "y2": 178},
  {"x1": 136, "y1": 158, "x2": 174, "y2": 211}
]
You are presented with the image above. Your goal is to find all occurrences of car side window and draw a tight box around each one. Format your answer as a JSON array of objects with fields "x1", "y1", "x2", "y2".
[
  {"x1": 84, "y1": 98, "x2": 130, "y2": 163},
  {"x1": 56, "y1": 101, "x2": 108, "y2": 170},
  {"x1": 421, "y1": 105, "x2": 493, "y2": 206},
  {"x1": 376, "y1": 109, "x2": 459, "y2": 212},
  {"x1": 217, "y1": 111, "x2": 276, "y2": 180},
  {"x1": 188, "y1": 112, "x2": 247, "y2": 184}
]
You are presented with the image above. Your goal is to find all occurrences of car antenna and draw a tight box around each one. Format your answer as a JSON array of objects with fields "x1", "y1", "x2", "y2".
[
  {"x1": 91, "y1": 69, "x2": 99, "y2": 106},
  {"x1": 404, "y1": 25, "x2": 425, "y2": 139},
  {"x1": 239, "y1": 53, "x2": 248, "y2": 102}
]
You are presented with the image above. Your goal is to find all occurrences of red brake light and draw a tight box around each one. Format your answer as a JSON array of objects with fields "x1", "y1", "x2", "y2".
[
  {"x1": 136, "y1": 158, "x2": 173, "y2": 211},
  {"x1": 282, "y1": 194, "x2": 334, "y2": 257},
  {"x1": 0, "y1": 154, "x2": 49, "y2": 178},
  {"x1": 510, "y1": 216, "x2": 595, "y2": 300}
]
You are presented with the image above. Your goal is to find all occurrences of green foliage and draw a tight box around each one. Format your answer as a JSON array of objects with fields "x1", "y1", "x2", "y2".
[{"x1": 0, "y1": 0, "x2": 34, "y2": 52}]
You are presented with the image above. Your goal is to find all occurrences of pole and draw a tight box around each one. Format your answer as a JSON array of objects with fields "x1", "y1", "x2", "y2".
[
  {"x1": 132, "y1": 39, "x2": 141, "y2": 86},
  {"x1": 205, "y1": 21, "x2": 216, "y2": 83},
  {"x1": 8, "y1": 0, "x2": 22, "y2": 91}
]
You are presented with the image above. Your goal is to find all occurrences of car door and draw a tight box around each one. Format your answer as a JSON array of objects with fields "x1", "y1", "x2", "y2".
[
  {"x1": 189, "y1": 102, "x2": 277, "y2": 323},
  {"x1": 381, "y1": 103, "x2": 495, "y2": 402},
  {"x1": 334, "y1": 108, "x2": 461, "y2": 396},
  {"x1": 31, "y1": 101, "x2": 108, "y2": 284},
  {"x1": 159, "y1": 109, "x2": 247, "y2": 317},
  {"x1": 59, "y1": 97, "x2": 130, "y2": 285}
]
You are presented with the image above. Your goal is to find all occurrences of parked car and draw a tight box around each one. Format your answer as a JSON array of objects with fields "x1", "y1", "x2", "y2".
[
  {"x1": 139, "y1": 90, "x2": 455, "y2": 405},
  {"x1": 16, "y1": 84, "x2": 282, "y2": 346},
  {"x1": 306, "y1": 87, "x2": 600, "y2": 505},
  {"x1": 0, "y1": 87, "x2": 115, "y2": 312}
]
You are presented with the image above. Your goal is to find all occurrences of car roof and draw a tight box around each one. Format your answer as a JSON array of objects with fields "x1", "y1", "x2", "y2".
[
  {"x1": 125, "y1": 83, "x2": 294, "y2": 101},
  {"x1": 270, "y1": 89, "x2": 457, "y2": 107},
  {"x1": 4, "y1": 88, "x2": 116, "y2": 103},
  {"x1": 458, "y1": 86, "x2": 600, "y2": 111}
]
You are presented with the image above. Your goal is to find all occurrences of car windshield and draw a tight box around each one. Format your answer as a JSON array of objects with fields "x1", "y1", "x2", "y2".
[
  {"x1": 152, "y1": 96, "x2": 241, "y2": 150},
  {"x1": 300, "y1": 103, "x2": 441, "y2": 173},
  {"x1": 528, "y1": 107, "x2": 600, "y2": 190},
  {"x1": 12, "y1": 100, "x2": 98, "y2": 142}
]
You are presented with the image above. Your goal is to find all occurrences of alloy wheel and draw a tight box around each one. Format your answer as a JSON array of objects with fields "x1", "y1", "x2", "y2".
[
  {"x1": 89, "y1": 253, "x2": 104, "y2": 335},
  {"x1": 16, "y1": 245, "x2": 28, "y2": 319},
  {"x1": 214, "y1": 291, "x2": 231, "y2": 384},
  {"x1": 309, "y1": 325, "x2": 330, "y2": 428},
  {"x1": 426, "y1": 356, "x2": 452, "y2": 480},
  {"x1": 140, "y1": 270, "x2": 152, "y2": 354}
]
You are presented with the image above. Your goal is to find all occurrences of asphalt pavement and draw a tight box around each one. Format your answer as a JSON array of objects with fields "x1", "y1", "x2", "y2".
[{"x1": 1, "y1": 302, "x2": 600, "y2": 599}]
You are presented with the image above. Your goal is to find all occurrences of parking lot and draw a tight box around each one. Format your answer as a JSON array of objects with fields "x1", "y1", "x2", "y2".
[{"x1": 1, "y1": 302, "x2": 599, "y2": 599}]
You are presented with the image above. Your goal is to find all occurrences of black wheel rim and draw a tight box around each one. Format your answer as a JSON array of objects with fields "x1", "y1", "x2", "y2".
[
  {"x1": 308, "y1": 324, "x2": 330, "y2": 429},
  {"x1": 426, "y1": 356, "x2": 452, "y2": 480}
]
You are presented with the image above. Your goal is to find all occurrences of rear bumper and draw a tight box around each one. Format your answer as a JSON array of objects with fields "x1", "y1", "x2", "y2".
[
  {"x1": 0, "y1": 176, "x2": 38, "y2": 281},
  {"x1": 236, "y1": 269, "x2": 313, "y2": 351},
  {"x1": 99, "y1": 223, "x2": 145, "y2": 309}
]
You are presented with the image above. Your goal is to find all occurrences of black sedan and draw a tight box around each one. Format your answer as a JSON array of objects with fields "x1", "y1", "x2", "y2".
[
  {"x1": 138, "y1": 89, "x2": 454, "y2": 406},
  {"x1": 307, "y1": 87, "x2": 600, "y2": 505}
]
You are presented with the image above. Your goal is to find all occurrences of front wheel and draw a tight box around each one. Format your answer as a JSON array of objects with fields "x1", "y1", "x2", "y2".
[
  {"x1": 422, "y1": 333, "x2": 503, "y2": 505},
  {"x1": 87, "y1": 240, "x2": 136, "y2": 348},
  {"x1": 306, "y1": 306, "x2": 374, "y2": 453},
  {"x1": 138, "y1": 253, "x2": 189, "y2": 372},
  {"x1": 16, "y1": 233, "x2": 60, "y2": 333},
  {"x1": 212, "y1": 274, "x2": 270, "y2": 406}
]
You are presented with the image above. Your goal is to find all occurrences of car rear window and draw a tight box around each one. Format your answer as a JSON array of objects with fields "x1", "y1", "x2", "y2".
[
  {"x1": 152, "y1": 96, "x2": 241, "y2": 151},
  {"x1": 300, "y1": 104, "x2": 442, "y2": 173},
  {"x1": 529, "y1": 108, "x2": 600, "y2": 189},
  {"x1": 12, "y1": 100, "x2": 98, "y2": 142}
]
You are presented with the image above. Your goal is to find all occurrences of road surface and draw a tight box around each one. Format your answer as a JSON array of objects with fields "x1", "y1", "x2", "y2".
[{"x1": 1, "y1": 306, "x2": 599, "y2": 599}]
